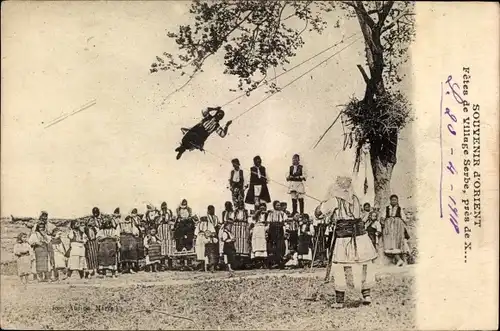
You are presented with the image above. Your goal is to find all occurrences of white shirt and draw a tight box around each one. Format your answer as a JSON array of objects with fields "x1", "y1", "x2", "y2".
[{"x1": 232, "y1": 170, "x2": 241, "y2": 182}]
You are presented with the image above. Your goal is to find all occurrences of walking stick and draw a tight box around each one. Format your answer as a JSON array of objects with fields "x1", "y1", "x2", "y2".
[
  {"x1": 324, "y1": 214, "x2": 338, "y2": 283},
  {"x1": 303, "y1": 222, "x2": 322, "y2": 301}
]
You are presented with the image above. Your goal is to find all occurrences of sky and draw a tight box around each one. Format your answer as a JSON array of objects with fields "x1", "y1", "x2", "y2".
[{"x1": 1, "y1": 1, "x2": 415, "y2": 218}]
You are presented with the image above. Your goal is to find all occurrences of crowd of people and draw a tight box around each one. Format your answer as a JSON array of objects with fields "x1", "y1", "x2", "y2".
[{"x1": 13, "y1": 154, "x2": 412, "y2": 288}]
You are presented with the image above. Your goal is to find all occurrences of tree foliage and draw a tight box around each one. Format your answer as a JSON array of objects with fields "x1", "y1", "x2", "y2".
[{"x1": 151, "y1": 1, "x2": 414, "y2": 95}]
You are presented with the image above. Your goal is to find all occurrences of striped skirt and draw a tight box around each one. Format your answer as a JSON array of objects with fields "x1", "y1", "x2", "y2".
[
  {"x1": 232, "y1": 222, "x2": 250, "y2": 255},
  {"x1": 146, "y1": 242, "x2": 162, "y2": 264},
  {"x1": 85, "y1": 239, "x2": 99, "y2": 270},
  {"x1": 137, "y1": 235, "x2": 146, "y2": 260},
  {"x1": 157, "y1": 224, "x2": 174, "y2": 257},
  {"x1": 34, "y1": 245, "x2": 50, "y2": 273},
  {"x1": 98, "y1": 238, "x2": 118, "y2": 269},
  {"x1": 120, "y1": 233, "x2": 138, "y2": 263},
  {"x1": 383, "y1": 217, "x2": 408, "y2": 254}
]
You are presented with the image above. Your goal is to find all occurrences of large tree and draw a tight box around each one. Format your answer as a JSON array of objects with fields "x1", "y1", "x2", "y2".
[{"x1": 151, "y1": 0, "x2": 415, "y2": 208}]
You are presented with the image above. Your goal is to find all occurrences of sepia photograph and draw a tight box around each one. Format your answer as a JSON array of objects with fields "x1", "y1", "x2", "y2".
[{"x1": 1, "y1": 1, "x2": 497, "y2": 330}]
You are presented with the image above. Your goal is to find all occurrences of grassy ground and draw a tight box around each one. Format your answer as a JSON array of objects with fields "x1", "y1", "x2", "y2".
[
  {"x1": 0, "y1": 214, "x2": 416, "y2": 330},
  {"x1": 1, "y1": 269, "x2": 414, "y2": 330}
]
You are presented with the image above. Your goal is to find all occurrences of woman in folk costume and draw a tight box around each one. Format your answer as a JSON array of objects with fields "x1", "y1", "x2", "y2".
[
  {"x1": 144, "y1": 204, "x2": 161, "y2": 233},
  {"x1": 51, "y1": 228, "x2": 69, "y2": 281},
  {"x1": 132, "y1": 208, "x2": 148, "y2": 269},
  {"x1": 382, "y1": 194, "x2": 410, "y2": 266},
  {"x1": 194, "y1": 216, "x2": 217, "y2": 270},
  {"x1": 14, "y1": 232, "x2": 32, "y2": 284},
  {"x1": 158, "y1": 202, "x2": 174, "y2": 268},
  {"x1": 118, "y1": 210, "x2": 140, "y2": 273},
  {"x1": 283, "y1": 202, "x2": 299, "y2": 255},
  {"x1": 96, "y1": 217, "x2": 121, "y2": 277},
  {"x1": 206, "y1": 205, "x2": 220, "y2": 234},
  {"x1": 174, "y1": 199, "x2": 197, "y2": 252},
  {"x1": 83, "y1": 207, "x2": 101, "y2": 278},
  {"x1": 220, "y1": 221, "x2": 236, "y2": 272},
  {"x1": 28, "y1": 221, "x2": 53, "y2": 282},
  {"x1": 228, "y1": 158, "x2": 247, "y2": 207},
  {"x1": 266, "y1": 200, "x2": 286, "y2": 268},
  {"x1": 232, "y1": 200, "x2": 251, "y2": 257},
  {"x1": 144, "y1": 227, "x2": 163, "y2": 272},
  {"x1": 67, "y1": 220, "x2": 89, "y2": 279},
  {"x1": 219, "y1": 201, "x2": 233, "y2": 263},
  {"x1": 245, "y1": 156, "x2": 271, "y2": 209},
  {"x1": 286, "y1": 154, "x2": 307, "y2": 215},
  {"x1": 204, "y1": 206, "x2": 220, "y2": 271},
  {"x1": 221, "y1": 201, "x2": 235, "y2": 224},
  {"x1": 315, "y1": 176, "x2": 378, "y2": 308},
  {"x1": 250, "y1": 203, "x2": 269, "y2": 261},
  {"x1": 297, "y1": 214, "x2": 315, "y2": 263}
]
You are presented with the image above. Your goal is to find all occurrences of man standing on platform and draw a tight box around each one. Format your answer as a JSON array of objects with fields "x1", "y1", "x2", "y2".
[{"x1": 286, "y1": 154, "x2": 307, "y2": 216}]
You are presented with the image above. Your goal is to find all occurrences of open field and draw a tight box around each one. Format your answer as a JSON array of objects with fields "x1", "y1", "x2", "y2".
[
  {"x1": 1, "y1": 211, "x2": 417, "y2": 329},
  {"x1": 1, "y1": 266, "x2": 414, "y2": 330}
]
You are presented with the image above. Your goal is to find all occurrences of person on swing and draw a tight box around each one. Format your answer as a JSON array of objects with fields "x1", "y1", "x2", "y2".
[{"x1": 175, "y1": 106, "x2": 232, "y2": 160}]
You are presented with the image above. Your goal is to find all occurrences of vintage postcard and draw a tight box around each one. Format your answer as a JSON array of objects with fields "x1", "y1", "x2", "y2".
[{"x1": 1, "y1": 1, "x2": 498, "y2": 330}]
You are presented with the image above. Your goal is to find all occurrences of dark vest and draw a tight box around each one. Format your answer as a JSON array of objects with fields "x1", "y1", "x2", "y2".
[
  {"x1": 230, "y1": 169, "x2": 244, "y2": 188},
  {"x1": 289, "y1": 165, "x2": 303, "y2": 181},
  {"x1": 250, "y1": 166, "x2": 267, "y2": 185},
  {"x1": 386, "y1": 206, "x2": 402, "y2": 218}
]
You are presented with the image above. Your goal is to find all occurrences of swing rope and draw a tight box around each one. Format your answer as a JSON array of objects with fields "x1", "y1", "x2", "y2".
[
  {"x1": 229, "y1": 36, "x2": 362, "y2": 122},
  {"x1": 180, "y1": 36, "x2": 364, "y2": 203},
  {"x1": 220, "y1": 33, "x2": 359, "y2": 109}
]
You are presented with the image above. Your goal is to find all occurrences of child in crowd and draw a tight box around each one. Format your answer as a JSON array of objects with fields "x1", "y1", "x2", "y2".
[
  {"x1": 365, "y1": 211, "x2": 382, "y2": 249},
  {"x1": 67, "y1": 220, "x2": 89, "y2": 279},
  {"x1": 144, "y1": 227, "x2": 163, "y2": 272},
  {"x1": 51, "y1": 228, "x2": 69, "y2": 281},
  {"x1": 14, "y1": 233, "x2": 32, "y2": 284}
]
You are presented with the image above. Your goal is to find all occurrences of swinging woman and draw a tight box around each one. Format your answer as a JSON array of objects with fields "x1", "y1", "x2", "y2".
[{"x1": 175, "y1": 106, "x2": 232, "y2": 160}]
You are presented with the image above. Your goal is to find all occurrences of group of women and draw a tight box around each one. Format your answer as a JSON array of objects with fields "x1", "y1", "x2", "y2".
[{"x1": 13, "y1": 181, "x2": 411, "y2": 284}]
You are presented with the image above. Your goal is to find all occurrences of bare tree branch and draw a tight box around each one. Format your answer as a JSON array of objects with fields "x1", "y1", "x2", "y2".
[
  {"x1": 354, "y1": 1, "x2": 376, "y2": 28},
  {"x1": 381, "y1": 10, "x2": 414, "y2": 34},
  {"x1": 357, "y1": 64, "x2": 371, "y2": 84},
  {"x1": 377, "y1": 1, "x2": 394, "y2": 27}
]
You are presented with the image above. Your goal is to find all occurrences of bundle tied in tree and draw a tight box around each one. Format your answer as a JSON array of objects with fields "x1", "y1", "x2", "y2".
[{"x1": 342, "y1": 90, "x2": 412, "y2": 207}]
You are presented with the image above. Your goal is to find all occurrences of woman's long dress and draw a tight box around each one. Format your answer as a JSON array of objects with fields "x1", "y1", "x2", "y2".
[
  {"x1": 28, "y1": 232, "x2": 52, "y2": 273},
  {"x1": 97, "y1": 229, "x2": 120, "y2": 270},
  {"x1": 51, "y1": 237, "x2": 69, "y2": 269},
  {"x1": 84, "y1": 226, "x2": 99, "y2": 270},
  {"x1": 144, "y1": 235, "x2": 162, "y2": 265},
  {"x1": 157, "y1": 211, "x2": 174, "y2": 257},
  {"x1": 119, "y1": 219, "x2": 139, "y2": 264},
  {"x1": 383, "y1": 217, "x2": 408, "y2": 254}
]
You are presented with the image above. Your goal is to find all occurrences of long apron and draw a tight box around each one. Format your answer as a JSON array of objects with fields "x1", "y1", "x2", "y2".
[
  {"x1": 120, "y1": 233, "x2": 138, "y2": 263},
  {"x1": 98, "y1": 238, "x2": 118, "y2": 269},
  {"x1": 232, "y1": 222, "x2": 251, "y2": 256},
  {"x1": 267, "y1": 223, "x2": 285, "y2": 262}
]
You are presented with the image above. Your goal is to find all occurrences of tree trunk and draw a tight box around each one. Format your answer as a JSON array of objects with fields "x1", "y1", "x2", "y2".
[
  {"x1": 370, "y1": 131, "x2": 398, "y2": 208},
  {"x1": 354, "y1": 2, "x2": 398, "y2": 208},
  {"x1": 371, "y1": 153, "x2": 394, "y2": 209}
]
